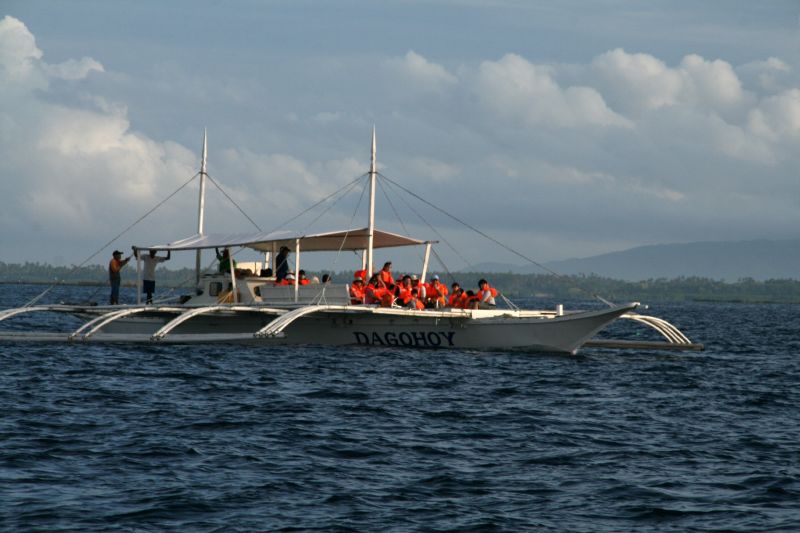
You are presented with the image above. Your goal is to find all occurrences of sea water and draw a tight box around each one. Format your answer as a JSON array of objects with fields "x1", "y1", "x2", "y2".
[{"x1": 1, "y1": 284, "x2": 798, "y2": 531}]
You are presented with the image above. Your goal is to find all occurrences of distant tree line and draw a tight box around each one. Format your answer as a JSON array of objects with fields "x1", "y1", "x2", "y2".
[{"x1": 2, "y1": 261, "x2": 800, "y2": 303}]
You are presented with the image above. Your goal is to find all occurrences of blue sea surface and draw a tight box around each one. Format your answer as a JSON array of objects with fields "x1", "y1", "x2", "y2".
[{"x1": 1, "y1": 284, "x2": 799, "y2": 531}]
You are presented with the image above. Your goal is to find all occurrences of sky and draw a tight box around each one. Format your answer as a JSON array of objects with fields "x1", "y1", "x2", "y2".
[{"x1": 2, "y1": 0, "x2": 800, "y2": 274}]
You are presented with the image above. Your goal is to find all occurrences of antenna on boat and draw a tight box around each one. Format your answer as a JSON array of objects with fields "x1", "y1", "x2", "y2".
[
  {"x1": 195, "y1": 128, "x2": 208, "y2": 287},
  {"x1": 366, "y1": 125, "x2": 377, "y2": 277}
]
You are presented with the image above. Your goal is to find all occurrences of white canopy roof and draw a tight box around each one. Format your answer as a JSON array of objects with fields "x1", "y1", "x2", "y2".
[{"x1": 138, "y1": 227, "x2": 430, "y2": 253}]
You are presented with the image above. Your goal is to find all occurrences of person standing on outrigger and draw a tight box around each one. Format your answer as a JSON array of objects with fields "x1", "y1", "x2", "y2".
[{"x1": 108, "y1": 249, "x2": 131, "y2": 305}]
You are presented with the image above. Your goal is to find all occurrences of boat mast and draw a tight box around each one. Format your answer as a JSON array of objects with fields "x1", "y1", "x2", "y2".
[
  {"x1": 367, "y1": 126, "x2": 377, "y2": 278},
  {"x1": 195, "y1": 129, "x2": 208, "y2": 287}
]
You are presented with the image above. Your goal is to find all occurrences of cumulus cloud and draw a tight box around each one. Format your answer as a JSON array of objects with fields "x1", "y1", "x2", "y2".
[
  {"x1": 2, "y1": 13, "x2": 800, "y2": 267},
  {"x1": 471, "y1": 53, "x2": 632, "y2": 128},
  {"x1": 383, "y1": 50, "x2": 457, "y2": 94},
  {"x1": 590, "y1": 48, "x2": 744, "y2": 115}
]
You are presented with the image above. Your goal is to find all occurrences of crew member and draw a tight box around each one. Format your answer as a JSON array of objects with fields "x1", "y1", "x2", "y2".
[
  {"x1": 108, "y1": 249, "x2": 131, "y2": 305},
  {"x1": 215, "y1": 248, "x2": 237, "y2": 274},
  {"x1": 134, "y1": 247, "x2": 171, "y2": 304},
  {"x1": 275, "y1": 246, "x2": 291, "y2": 282}
]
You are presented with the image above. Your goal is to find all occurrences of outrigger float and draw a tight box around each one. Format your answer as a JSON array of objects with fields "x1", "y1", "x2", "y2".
[{"x1": 0, "y1": 131, "x2": 701, "y2": 354}]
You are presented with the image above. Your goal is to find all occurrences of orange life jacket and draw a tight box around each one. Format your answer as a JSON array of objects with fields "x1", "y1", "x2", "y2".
[
  {"x1": 448, "y1": 291, "x2": 467, "y2": 308},
  {"x1": 426, "y1": 281, "x2": 448, "y2": 307},
  {"x1": 365, "y1": 285, "x2": 388, "y2": 305},
  {"x1": 380, "y1": 270, "x2": 395, "y2": 288},
  {"x1": 380, "y1": 291, "x2": 395, "y2": 307},
  {"x1": 395, "y1": 286, "x2": 412, "y2": 305},
  {"x1": 349, "y1": 284, "x2": 365, "y2": 304},
  {"x1": 477, "y1": 284, "x2": 498, "y2": 303},
  {"x1": 299, "y1": 279, "x2": 310, "y2": 285}
]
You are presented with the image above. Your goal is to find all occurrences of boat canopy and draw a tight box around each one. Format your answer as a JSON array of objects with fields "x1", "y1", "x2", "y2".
[{"x1": 137, "y1": 227, "x2": 431, "y2": 253}]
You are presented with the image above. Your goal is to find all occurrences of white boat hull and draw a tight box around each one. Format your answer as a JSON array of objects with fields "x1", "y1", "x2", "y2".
[{"x1": 0, "y1": 302, "x2": 639, "y2": 354}]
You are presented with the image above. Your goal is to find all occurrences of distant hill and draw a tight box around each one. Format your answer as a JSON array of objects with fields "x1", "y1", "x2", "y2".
[{"x1": 466, "y1": 238, "x2": 800, "y2": 281}]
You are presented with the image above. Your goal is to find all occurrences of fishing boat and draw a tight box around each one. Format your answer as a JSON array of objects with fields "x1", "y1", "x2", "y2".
[{"x1": 0, "y1": 130, "x2": 701, "y2": 354}]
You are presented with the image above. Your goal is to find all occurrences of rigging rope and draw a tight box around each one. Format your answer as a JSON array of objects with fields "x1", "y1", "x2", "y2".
[
  {"x1": 205, "y1": 173, "x2": 263, "y2": 231},
  {"x1": 23, "y1": 172, "x2": 201, "y2": 307},
  {"x1": 380, "y1": 175, "x2": 472, "y2": 269},
  {"x1": 378, "y1": 172, "x2": 606, "y2": 304},
  {"x1": 269, "y1": 174, "x2": 368, "y2": 234},
  {"x1": 380, "y1": 173, "x2": 563, "y2": 278},
  {"x1": 376, "y1": 177, "x2": 426, "y2": 265}
]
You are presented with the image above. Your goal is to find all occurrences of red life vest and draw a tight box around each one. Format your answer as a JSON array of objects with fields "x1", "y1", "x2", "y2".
[{"x1": 379, "y1": 270, "x2": 395, "y2": 288}]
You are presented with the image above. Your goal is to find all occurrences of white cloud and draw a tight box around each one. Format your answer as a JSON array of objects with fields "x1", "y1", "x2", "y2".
[
  {"x1": 0, "y1": 15, "x2": 46, "y2": 88},
  {"x1": 44, "y1": 57, "x2": 104, "y2": 80},
  {"x1": 737, "y1": 57, "x2": 792, "y2": 92},
  {"x1": 472, "y1": 53, "x2": 632, "y2": 128},
  {"x1": 747, "y1": 88, "x2": 800, "y2": 143},
  {"x1": 591, "y1": 48, "x2": 744, "y2": 114},
  {"x1": 383, "y1": 50, "x2": 457, "y2": 94},
  {"x1": 0, "y1": 15, "x2": 103, "y2": 88}
]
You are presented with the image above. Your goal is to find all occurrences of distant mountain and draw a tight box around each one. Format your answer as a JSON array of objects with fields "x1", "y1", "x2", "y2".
[{"x1": 464, "y1": 239, "x2": 800, "y2": 281}]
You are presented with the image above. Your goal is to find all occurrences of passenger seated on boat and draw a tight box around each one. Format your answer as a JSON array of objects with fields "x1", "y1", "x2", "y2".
[
  {"x1": 448, "y1": 285, "x2": 468, "y2": 308},
  {"x1": 298, "y1": 270, "x2": 311, "y2": 286},
  {"x1": 321, "y1": 274, "x2": 331, "y2": 284},
  {"x1": 476, "y1": 279, "x2": 498, "y2": 308},
  {"x1": 260, "y1": 267, "x2": 273, "y2": 277},
  {"x1": 349, "y1": 278, "x2": 365, "y2": 304},
  {"x1": 394, "y1": 275, "x2": 413, "y2": 305},
  {"x1": 407, "y1": 288, "x2": 425, "y2": 310},
  {"x1": 425, "y1": 275, "x2": 448, "y2": 309},
  {"x1": 364, "y1": 274, "x2": 389, "y2": 305},
  {"x1": 464, "y1": 290, "x2": 480, "y2": 309},
  {"x1": 379, "y1": 261, "x2": 395, "y2": 290},
  {"x1": 410, "y1": 274, "x2": 426, "y2": 301},
  {"x1": 274, "y1": 272, "x2": 295, "y2": 286}
]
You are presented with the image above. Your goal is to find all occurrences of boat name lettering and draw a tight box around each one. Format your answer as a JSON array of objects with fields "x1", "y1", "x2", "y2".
[{"x1": 353, "y1": 331, "x2": 455, "y2": 347}]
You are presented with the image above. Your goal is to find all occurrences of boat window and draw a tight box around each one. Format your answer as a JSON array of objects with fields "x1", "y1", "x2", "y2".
[
  {"x1": 209, "y1": 282, "x2": 223, "y2": 297},
  {"x1": 254, "y1": 286, "x2": 261, "y2": 297}
]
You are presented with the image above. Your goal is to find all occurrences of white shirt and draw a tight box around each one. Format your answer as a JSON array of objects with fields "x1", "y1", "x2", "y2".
[{"x1": 142, "y1": 255, "x2": 166, "y2": 281}]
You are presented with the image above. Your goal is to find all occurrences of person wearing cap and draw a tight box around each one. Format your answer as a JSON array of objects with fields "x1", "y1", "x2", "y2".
[
  {"x1": 275, "y1": 272, "x2": 295, "y2": 286},
  {"x1": 108, "y1": 249, "x2": 132, "y2": 305},
  {"x1": 349, "y1": 278, "x2": 365, "y2": 304},
  {"x1": 133, "y1": 247, "x2": 171, "y2": 304},
  {"x1": 425, "y1": 275, "x2": 448, "y2": 308},
  {"x1": 275, "y1": 246, "x2": 291, "y2": 282}
]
